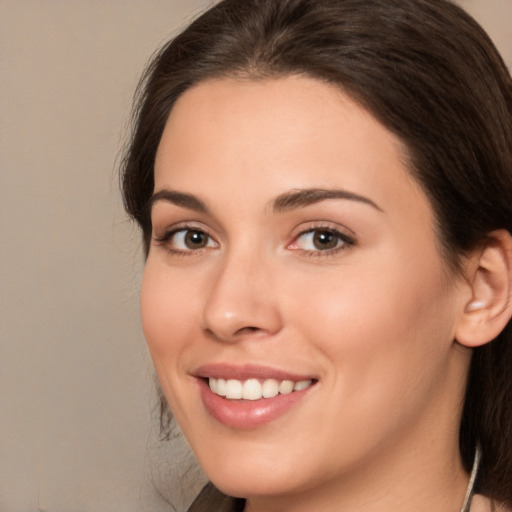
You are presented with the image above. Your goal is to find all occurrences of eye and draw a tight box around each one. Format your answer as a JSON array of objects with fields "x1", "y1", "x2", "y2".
[
  {"x1": 153, "y1": 227, "x2": 217, "y2": 254},
  {"x1": 172, "y1": 229, "x2": 216, "y2": 251},
  {"x1": 289, "y1": 228, "x2": 354, "y2": 253}
]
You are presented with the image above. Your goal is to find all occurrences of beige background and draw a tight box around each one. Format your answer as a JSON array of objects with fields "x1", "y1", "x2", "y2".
[{"x1": 0, "y1": 1, "x2": 510, "y2": 511}]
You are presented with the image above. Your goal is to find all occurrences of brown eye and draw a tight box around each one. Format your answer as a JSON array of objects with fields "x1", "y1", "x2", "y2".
[
  {"x1": 290, "y1": 228, "x2": 354, "y2": 254},
  {"x1": 184, "y1": 230, "x2": 208, "y2": 249},
  {"x1": 312, "y1": 230, "x2": 339, "y2": 250},
  {"x1": 169, "y1": 229, "x2": 216, "y2": 251}
]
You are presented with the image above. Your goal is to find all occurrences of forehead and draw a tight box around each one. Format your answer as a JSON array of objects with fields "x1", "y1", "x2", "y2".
[{"x1": 154, "y1": 75, "x2": 424, "y2": 219}]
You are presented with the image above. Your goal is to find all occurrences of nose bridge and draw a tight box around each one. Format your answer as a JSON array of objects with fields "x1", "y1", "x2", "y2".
[{"x1": 202, "y1": 243, "x2": 282, "y2": 342}]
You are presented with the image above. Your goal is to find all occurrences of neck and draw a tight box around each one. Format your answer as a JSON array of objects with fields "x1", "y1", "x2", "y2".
[
  {"x1": 245, "y1": 436, "x2": 470, "y2": 512},
  {"x1": 245, "y1": 350, "x2": 472, "y2": 512}
]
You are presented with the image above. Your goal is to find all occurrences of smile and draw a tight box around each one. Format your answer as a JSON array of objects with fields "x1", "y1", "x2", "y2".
[
  {"x1": 208, "y1": 377, "x2": 314, "y2": 400},
  {"x1": 195, "y1": 365, "x2": 318, "y2": 428}
]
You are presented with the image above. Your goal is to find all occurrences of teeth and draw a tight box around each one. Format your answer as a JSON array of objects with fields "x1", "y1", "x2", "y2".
[
  {"x1": 294, "y1": 380, "x2": 312, "y2": 391},
  {"x1": 225, "y1": 379, "x2": 243, "y2": 399},
  {"x1": 279, "y1": 380, "x2": 294, "y2": 394},
  {"x1": 217, "y1": 378, "x2": 227, "y2": 397},
  {"x1": 208, "y1": 377, "x2": 313, "y2": 400},
  {"x1": 242, "y1": 379, "x2": 262, "y2": 400},
  {"x1": 262, "y1": 379, "x2": 279, "y2": 398}
]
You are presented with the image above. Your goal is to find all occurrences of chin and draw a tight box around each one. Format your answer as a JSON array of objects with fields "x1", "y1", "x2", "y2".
[
  {"x1": 191, "y1": 440, "x2": 300, "y2": 498},
  {"x1": 207, "y1": 468, "x2": 301, "y2": 500}
]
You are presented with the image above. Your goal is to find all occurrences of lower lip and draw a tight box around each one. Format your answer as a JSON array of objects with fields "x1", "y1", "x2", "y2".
[{"x1": 198, "y1": 379, "x2": 314, "y2": 429}]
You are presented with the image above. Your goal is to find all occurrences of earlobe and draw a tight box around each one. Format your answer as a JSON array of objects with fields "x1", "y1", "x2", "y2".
[{"x1": 455, "y1": 229, "x2": 512, "y2": 348}]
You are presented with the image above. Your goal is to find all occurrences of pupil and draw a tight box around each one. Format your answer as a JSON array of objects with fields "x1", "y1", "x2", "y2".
[
  {"x1": 185, "y1": 230, "x2": 206, "y2": 249},
  {"x1": 313, "y1": 231, "x2": 337, "y2": 250}
]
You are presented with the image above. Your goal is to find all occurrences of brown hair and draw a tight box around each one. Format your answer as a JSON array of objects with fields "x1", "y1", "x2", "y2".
[{"x1": 121, "y1": 0, "x2": 512, "y2": 503}]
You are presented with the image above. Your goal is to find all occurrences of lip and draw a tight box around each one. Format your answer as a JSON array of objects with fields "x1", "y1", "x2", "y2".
[
  {"x1": 194, "y1": 363, "x2": 317, "y2": 429},
  {"x1": 195, "y1": 363, "x2": 316, "y2": 382}
]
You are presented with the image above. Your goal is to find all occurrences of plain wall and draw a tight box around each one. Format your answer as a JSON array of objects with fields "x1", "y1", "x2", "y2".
[{"x1": 0, "y1": 1, "x2": 510, "y2": 511}]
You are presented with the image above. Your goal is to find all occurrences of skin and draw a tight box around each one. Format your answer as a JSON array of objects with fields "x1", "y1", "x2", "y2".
[{"x1": 141, "y1": 76, "x2": 479, "y2": 511}]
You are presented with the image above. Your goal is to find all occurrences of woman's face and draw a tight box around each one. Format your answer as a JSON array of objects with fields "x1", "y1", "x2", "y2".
[{"x1": 141, "y1": 76, "x2": 470, "y2": 501}]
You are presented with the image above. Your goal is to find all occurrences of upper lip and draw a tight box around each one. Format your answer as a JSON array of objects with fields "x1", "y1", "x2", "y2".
[{"x1": 194, "y1": 363, "x2": 317, "y2": 382}]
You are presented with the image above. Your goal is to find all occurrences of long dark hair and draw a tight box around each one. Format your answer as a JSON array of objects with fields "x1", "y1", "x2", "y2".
[{"x1": 121, "y1": 0, "x2": 512, "y2": 504}]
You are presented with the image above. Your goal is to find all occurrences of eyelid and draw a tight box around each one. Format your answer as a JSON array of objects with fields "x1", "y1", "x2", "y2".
[
  {"x1": 151, "y1": 220, "x2": 355, "y2": 257},
  {"x1": 153, "y1": 220, "x2": 211, "y2": 241},
  {"x1": 152, "y1": 222, "x2": 219, "y2": 255},
  {"x1": 288, "y1": 220, "x2": 355, "y2": 240},
  {"x1": 287, "y1": 222, "x2": 356, "y2": 254}
]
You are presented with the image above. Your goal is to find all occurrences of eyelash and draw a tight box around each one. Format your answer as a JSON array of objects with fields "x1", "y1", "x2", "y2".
[
  {"x1": 153, "y1": 224, "x2": 217, "y2": 257},
  {"x1": 288, "y1": 225, "x2": 356, "y2": 258},
  {"x1": 152, "y1": 224, "x2": 356, "y2": 257}
]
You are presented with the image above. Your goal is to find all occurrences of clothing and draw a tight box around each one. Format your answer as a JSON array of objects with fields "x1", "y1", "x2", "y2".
[{"x1": 187, "y1": 483, "x2": 245, "y2": 512}]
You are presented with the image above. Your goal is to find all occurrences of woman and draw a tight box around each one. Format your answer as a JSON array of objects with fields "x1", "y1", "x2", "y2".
[{"x1": 121, "y1": 0, "x2": 512, "y2": 510}]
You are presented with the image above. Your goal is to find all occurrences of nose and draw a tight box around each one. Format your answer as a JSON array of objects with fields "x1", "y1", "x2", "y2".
[{"x1": 202, "y1": 251, "x2": 283, "y2": 343}]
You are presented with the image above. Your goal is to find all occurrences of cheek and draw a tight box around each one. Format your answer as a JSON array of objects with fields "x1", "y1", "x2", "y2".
[
  {"x1": 140, "y1": 262, "x2": 197, "y2": 377},
  {"x1": 140, "y1": 260, "x2": 211, "y2": 432},
  {"x1": 287, "y1": 250, "x2": 458, "y2": 406}
]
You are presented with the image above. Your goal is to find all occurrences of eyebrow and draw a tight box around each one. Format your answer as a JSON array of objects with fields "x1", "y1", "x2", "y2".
[
  {"x1": 149, "y1": 189, "x2": 209, "y2": 213},
  {"x1": 271, "y1": 188, "x2": 383, "y2": 213},
  {"x1": 149, "y1": 187, "x2": 383, "y2": 215}
]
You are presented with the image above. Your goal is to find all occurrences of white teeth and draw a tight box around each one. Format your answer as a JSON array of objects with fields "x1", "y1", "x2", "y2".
[
  {"x1": 216, "y1": 378, "x2": 227, "y2": 397},
  {"x1": 279, "y1": 380, "x2": 294, "y2": 394},
  {"x1": 293, "y1": 380, "x2": 312, "y2": 391},
  {"x1": 262, "y1": 379, "x2": 279, "y2": 398},
  {"x1": 208, "y1": 377, "x2": 313, "y2": 399},
  {"x1": 242, "y1": 379, "x2": 262, "y2": 400},
  {"x1": 225, "y1": 379, "x2": 243, "y2": 399}
]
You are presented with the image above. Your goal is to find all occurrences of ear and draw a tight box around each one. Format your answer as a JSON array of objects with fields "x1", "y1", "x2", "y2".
[{"x1": 455, "y1": 229, "x2": 512, "y2": 348}]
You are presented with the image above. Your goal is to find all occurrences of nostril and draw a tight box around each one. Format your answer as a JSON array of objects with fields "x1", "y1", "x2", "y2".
[
  {"x1": 237, "y1": 326, "x2": 260, "y2": 334},
  {"x1": 204, "y1": 325, "x2": 262, "y2": 342}
]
